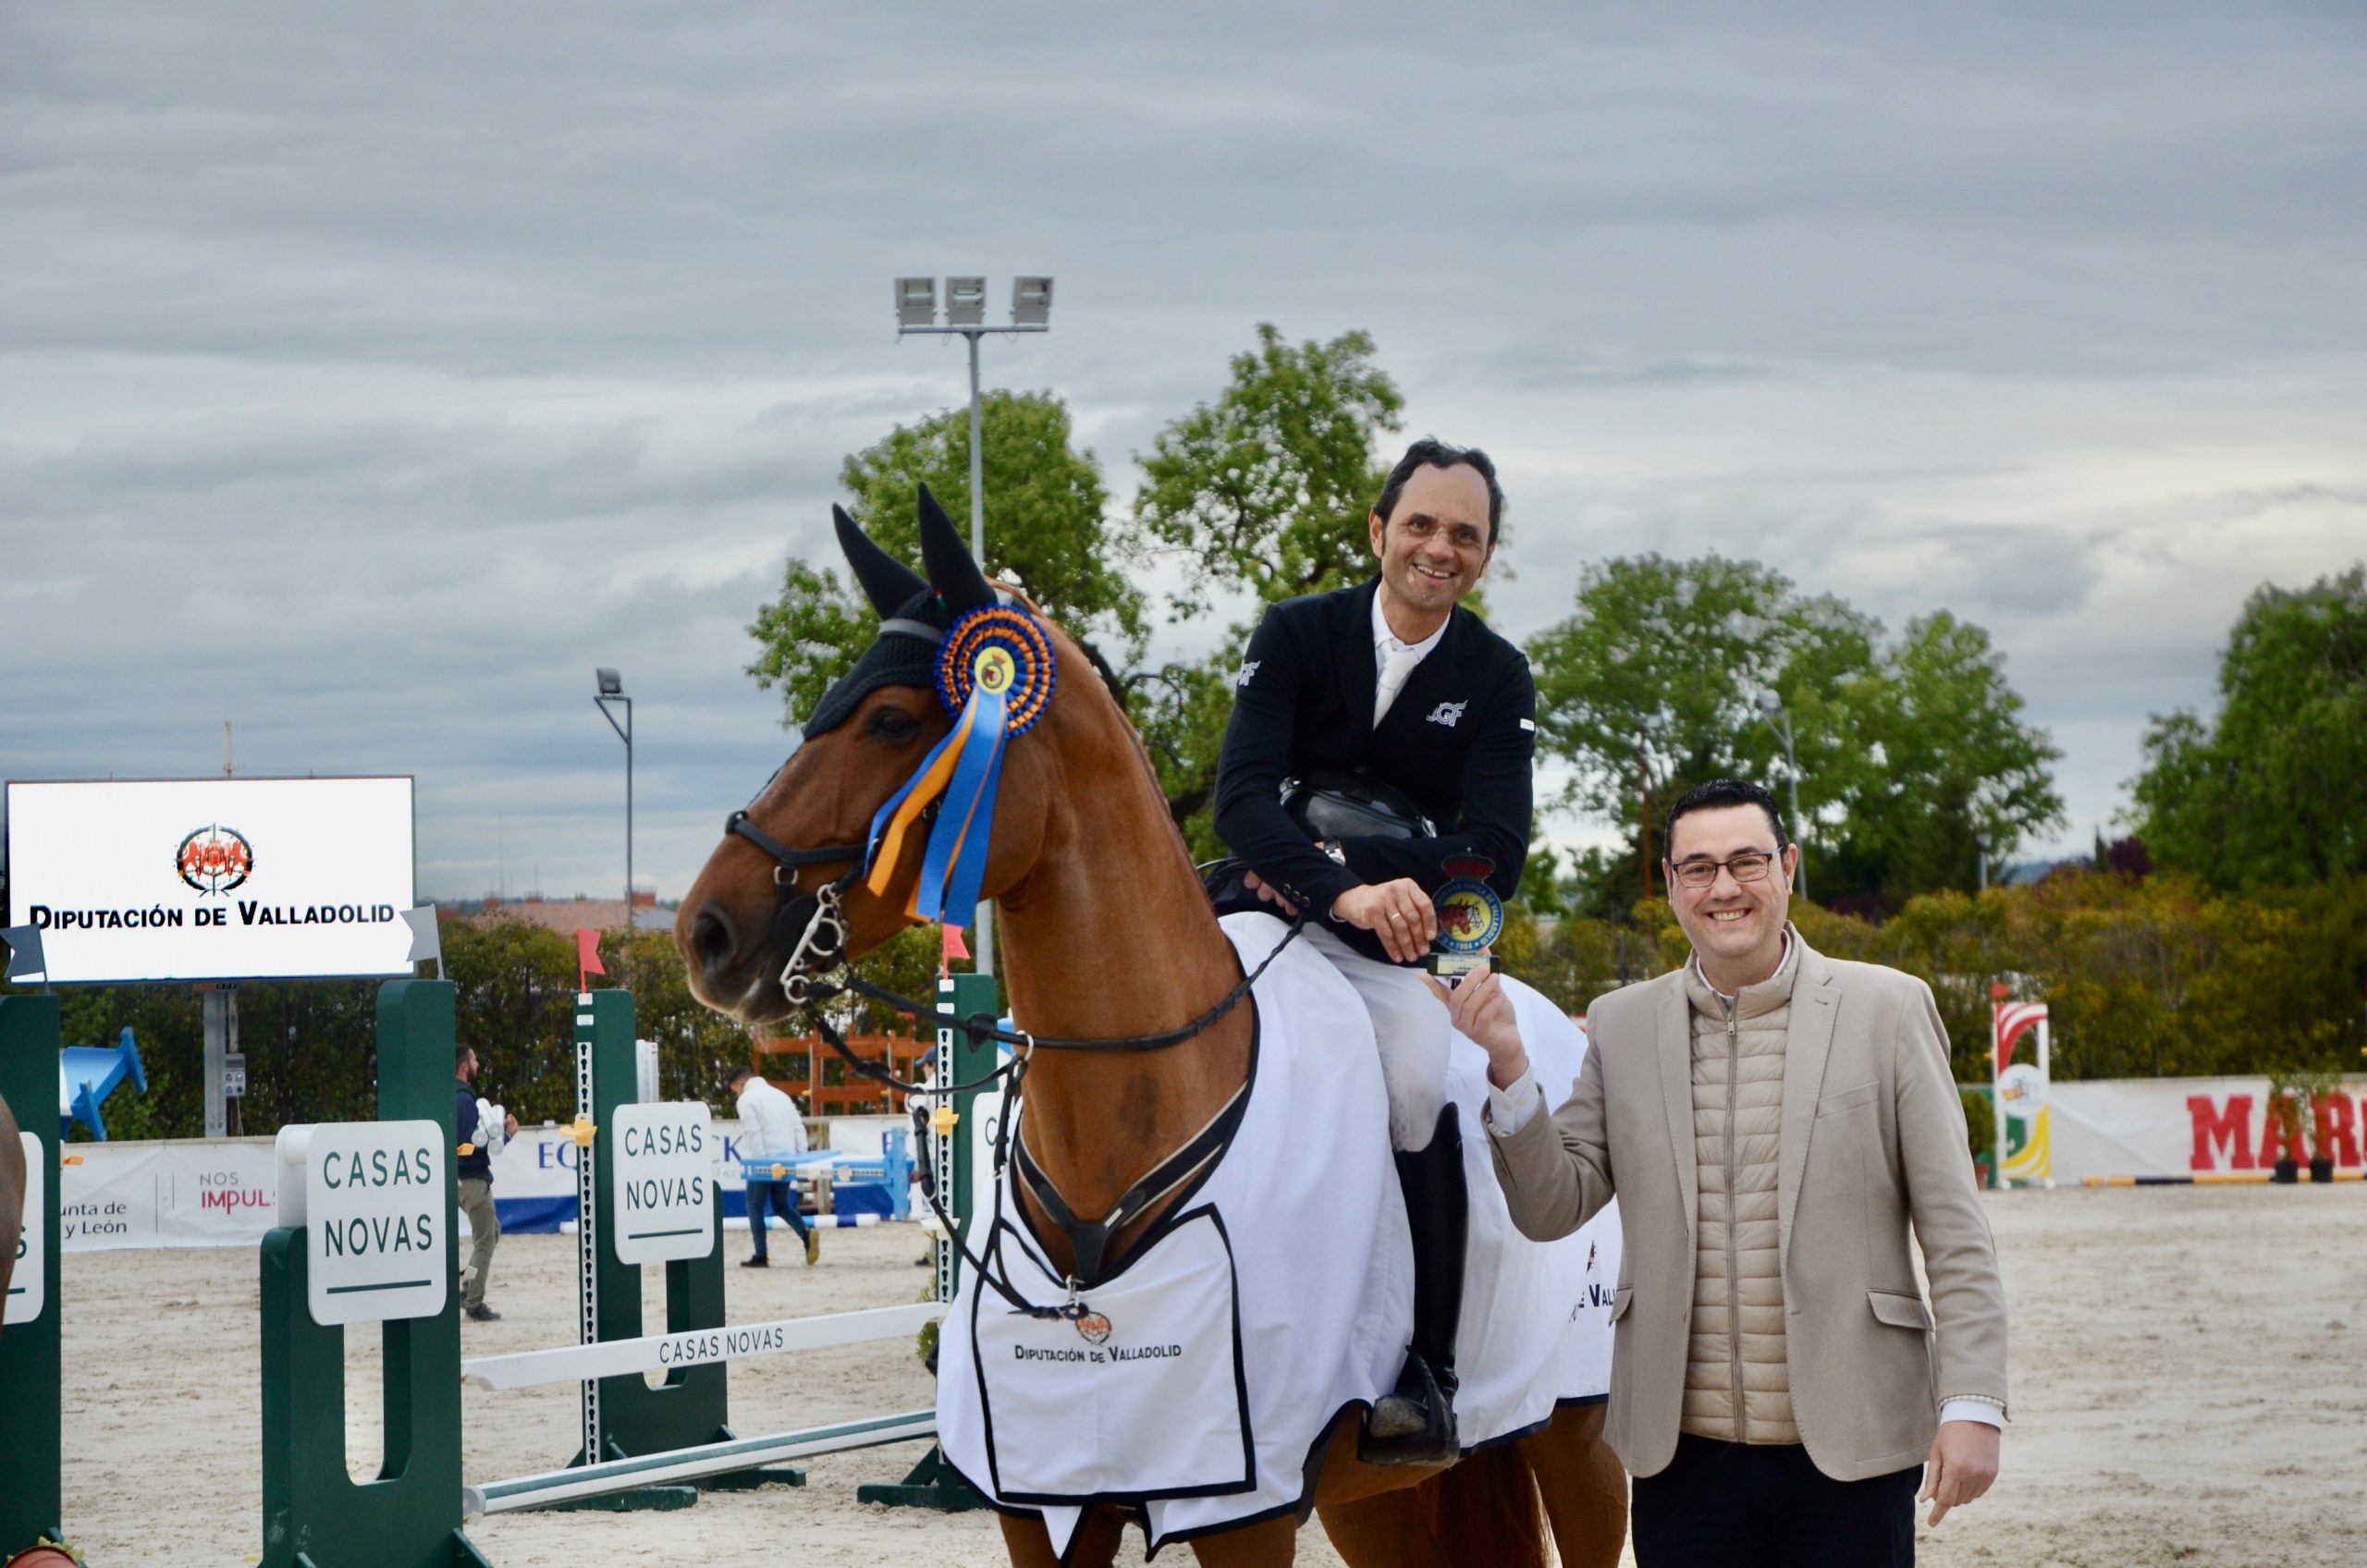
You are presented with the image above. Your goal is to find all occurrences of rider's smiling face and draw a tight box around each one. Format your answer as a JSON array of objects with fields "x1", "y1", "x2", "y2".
[{"x1": 1369, "y1": 463, "x2": 1494, "y2": 634}]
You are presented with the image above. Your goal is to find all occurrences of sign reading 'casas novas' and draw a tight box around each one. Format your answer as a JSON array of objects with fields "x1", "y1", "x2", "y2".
[
  {"x1": 609, "y1": 1102, "x2": 717, "y2": 1266},
  {"x1": 276, "y1": 1120, "x2": 448, "y2": 1326}
]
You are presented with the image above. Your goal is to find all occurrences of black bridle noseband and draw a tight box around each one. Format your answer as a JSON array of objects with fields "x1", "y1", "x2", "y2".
[{"x1": 720, "y1": 805, "x2": 1305, "y2": 1317}]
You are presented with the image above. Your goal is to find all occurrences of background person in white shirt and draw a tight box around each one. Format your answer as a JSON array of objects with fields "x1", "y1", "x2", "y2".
[{"x1": 729, "y1": 1065, "x2": 816, "y2": 1267}]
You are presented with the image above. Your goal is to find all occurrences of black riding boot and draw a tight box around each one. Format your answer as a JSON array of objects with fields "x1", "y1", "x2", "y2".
[{"x1": 1359, "y1": 1102, "x2": 1467, "y2": 1466}]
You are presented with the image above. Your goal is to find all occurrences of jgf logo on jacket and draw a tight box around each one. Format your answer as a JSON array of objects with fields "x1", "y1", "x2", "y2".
[{"x1": 1425, "y1": 700, "x2": 1467, "y2": 728}]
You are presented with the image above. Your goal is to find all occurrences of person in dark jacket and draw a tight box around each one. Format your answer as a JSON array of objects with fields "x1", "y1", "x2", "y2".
[
  {"x1": 1212, "y1": 436, "x2": 1535, "y2": 1464},
  {"x1": 455, "y1": 1046, "x2": 519, "y2": 1322}
]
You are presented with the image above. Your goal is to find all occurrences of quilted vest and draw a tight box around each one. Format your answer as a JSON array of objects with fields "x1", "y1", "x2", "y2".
[{"x1": 1680, "y1": 951, "x2": 1802, "y2": 1445}]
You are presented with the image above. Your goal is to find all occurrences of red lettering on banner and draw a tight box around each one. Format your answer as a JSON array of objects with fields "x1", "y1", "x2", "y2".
[
  {"x1": 2313, "y1": 1095, "x2": 2360, "y2": 1168},
  {"x1": 2258, "y1": 1096, "x2": 2310, "y2": 1167},
  {"x1": 2188, "y1": 1096, "x2": 2254, "y2": 1170}
]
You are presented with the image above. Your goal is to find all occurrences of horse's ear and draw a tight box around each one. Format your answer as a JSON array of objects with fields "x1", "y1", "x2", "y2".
[
  {"x1": 916, "y1": 483, "x2": 995, "y2": 616},
  {"x1": 834, "y1": 504, "x2": 927, "y2": 618}
]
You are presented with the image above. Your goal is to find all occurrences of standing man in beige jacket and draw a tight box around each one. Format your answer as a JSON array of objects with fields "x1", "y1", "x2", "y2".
[{"x1": 1437, "y1": 778, "x2": 2006, "y2": 1565}]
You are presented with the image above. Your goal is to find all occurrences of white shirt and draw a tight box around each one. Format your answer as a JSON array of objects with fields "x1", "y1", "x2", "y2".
[
  {"x1": 734, "y1": 1075, "x2": 809, "y2": 1163},
  {"x1": 1479, "y1": 930, "x2": 2003, "y2": 1431},
  {"x1": 1371, "y1": 591, "x2": 1447, "y2": 726}
]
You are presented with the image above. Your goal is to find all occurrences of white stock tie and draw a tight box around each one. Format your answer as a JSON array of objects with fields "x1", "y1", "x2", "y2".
[{"x1": 1373, "y1": 641, "x2": 1427, "y2": 726}]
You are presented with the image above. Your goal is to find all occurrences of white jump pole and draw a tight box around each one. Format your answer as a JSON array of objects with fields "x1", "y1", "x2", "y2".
[
  {"x1": 464, "y1": 1410, "x2": 937, "y2": 1519},
  {"x1": 462, "y1": 1302, "x2": 945, "y2": 1392}
]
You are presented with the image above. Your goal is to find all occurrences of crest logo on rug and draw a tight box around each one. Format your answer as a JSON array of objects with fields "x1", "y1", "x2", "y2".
[{"x1": 1074, "y1": 1311, "x2": 1113, "y2": 1345}]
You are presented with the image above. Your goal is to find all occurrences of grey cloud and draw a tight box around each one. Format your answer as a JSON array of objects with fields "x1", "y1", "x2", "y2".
[{"x1": 5, "y1": 1, "x2": 2364, "y2": 893}]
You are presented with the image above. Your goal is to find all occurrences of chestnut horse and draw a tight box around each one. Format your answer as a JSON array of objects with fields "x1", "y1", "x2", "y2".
[
  {"x1": 1, "y1": 1094, "x2": 22, "y2": 1330},
  {"x1": 678, "y1": 495, "x2": 1625, "y2": 1568}
]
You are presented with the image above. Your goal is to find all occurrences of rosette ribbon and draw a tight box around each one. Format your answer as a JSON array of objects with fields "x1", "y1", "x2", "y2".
[{"x1": 863, "y1": 604, "x2": 1057, "y2": 931}]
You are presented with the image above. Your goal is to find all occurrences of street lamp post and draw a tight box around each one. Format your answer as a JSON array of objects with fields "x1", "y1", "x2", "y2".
[
  {"x1": 595, "y1": 668, "x2": 633, "y2": 928},
  {"x1": 1756, "y1": 692, "x2": 1807, "y2": 901},
  {"x1": 889, "y1": 275, "x2": 1055, "y2": 976}
]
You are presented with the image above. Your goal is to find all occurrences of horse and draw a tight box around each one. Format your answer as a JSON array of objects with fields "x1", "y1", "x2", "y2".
[
  {"x1": 678, "y1": 492, "x2": 1626, "y2": 1568},
  {"x1": 1, "y1": 1093, "x2": 23, "y2": 1332}
]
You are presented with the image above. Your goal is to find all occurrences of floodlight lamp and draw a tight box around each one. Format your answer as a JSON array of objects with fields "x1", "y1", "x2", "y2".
[
  {"x1": 1756, "y1": 691, "x2": 1783, "y2": 716},
  {"x1": 596, "y1": 668, "x2": 623, "y2": 698},
  {"x1": 1012, "y1": 276, "x2": 1053, "y2": 326},
  {"x1": 944, "y1": 276, "x2": 987, "y2": 326},
  {"x1": 895, "y1": 276, "x2": 938, "y2": 329}
]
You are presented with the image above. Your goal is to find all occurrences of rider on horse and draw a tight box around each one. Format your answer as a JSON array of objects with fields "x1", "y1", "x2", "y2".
[{"x1": 1209, "y1": 437, "x2": 1534, "y2": 1465}]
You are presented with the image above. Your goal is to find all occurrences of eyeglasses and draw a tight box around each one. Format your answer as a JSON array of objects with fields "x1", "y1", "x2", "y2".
[{"x1": 1667, "y1": 850, "x2": 1782, "y2": 890}]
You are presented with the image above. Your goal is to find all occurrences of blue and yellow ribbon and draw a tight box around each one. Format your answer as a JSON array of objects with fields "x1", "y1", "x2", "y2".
[{"x1": 863, "y1": 605, "x2": 1056, "y2": 931}]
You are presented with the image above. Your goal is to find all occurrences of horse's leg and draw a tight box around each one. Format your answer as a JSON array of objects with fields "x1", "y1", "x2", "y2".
[
  {"x1": 999, "y1": 1507, "x2": 1126, "y2": 1568},
  {"x1": 1520, "y1": 1403, "x2": 1628, "y2": 1568},
  {"x1": 1316, "y1": 1490, "x2": 1452, "y2": 1568},
  {"x1": 1188, "y1": 1513, "x2": 1298, "y2": 1568}
]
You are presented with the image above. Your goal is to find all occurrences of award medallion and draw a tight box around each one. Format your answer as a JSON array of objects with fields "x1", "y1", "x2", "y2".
[{"x1": 1427, "y1": 855, "x2": 1503, "y2": 982}]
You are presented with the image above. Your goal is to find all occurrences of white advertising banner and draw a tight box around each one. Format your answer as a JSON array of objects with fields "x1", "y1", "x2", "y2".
[
  {"x1": 58, "y1": 1136, "x2": 278, "y2": 1249},
  {"x1": 608, "y1": 1103, "x2": 716, "y2": 1265},
  {"x1": 55, "y1": 1121, "x2": 765, "y2": 1251},
  {"x1": 4, "y1": 1132, "x2": 43, "y2": 1325},
  {"x1": 4, "y1": 776, "x2": 416, "y2": 982},
  {"x1": 2050, "y1": 1075, "x2": 2367, "y2": 1179}
]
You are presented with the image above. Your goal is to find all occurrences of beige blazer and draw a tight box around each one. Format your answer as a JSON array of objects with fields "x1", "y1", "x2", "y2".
[{"x1": 1488, "y1": 937, "x2": 2008, "y2": 1481}]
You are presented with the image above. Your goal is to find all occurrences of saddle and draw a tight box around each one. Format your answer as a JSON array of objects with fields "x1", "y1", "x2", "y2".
[{"x1": 1200, "y1": 772, "x2": 1434, "y2": 965}]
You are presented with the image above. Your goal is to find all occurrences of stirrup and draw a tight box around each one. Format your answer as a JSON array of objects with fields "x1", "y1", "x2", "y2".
[{"x1": 1357, "y1": 1352, "x2": 1459, "y2": 1466}]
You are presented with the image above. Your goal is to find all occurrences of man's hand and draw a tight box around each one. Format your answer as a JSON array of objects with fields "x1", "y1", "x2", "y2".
[
  {"x1": 1422, "y1": 962, "x2": 1528, "y2": 1088},
  {"x1": 1330, "y1": 877, "x2": 1438, "y2": 962},
  {"x1": 504, "y1": 1112, "x2": 521, "y2": 1138},
  {"x1": 1240, "y1": 870, "x2": 1298, "y2": 917},
  {"x1": 1918, "y1": 1420, "x2": 1999, "y2": 1525}
]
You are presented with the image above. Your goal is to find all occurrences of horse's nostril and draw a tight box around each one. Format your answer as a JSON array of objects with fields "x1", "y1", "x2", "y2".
[{"x1": 691, "y1": 903, "x2": 738, "y2": 970}]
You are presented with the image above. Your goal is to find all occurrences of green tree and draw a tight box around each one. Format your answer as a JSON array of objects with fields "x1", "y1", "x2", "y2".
[
  {"x1": 1127, "y1": 646, "x2": 1243, "y2": 859},
  {"x1": 1523, "y1": 555, "x2": 1886, "y2": 886},
  {"x1": 1123, "y1": 325, "x2": 1409, "y2": 845},
  {"x1": 746, "y1": 390, "x2": 1145, "y2": 727},
  {"x1": 1526, "y1": 556, "x2": 2060, "y2": 909},
  {"x1": 1838, "y1": 612, "x2": 2066, "y2": 905},
  {"x1": 1134, "y1": 324, "x2": 1404, "y2": 615},
  {"x1": 2130, "y1": 565, "x2": 2367, "y2": 889}
]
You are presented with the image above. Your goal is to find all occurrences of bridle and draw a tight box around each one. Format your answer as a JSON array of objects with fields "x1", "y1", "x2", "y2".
[{"x1": 721, "y1": 805, "x2": 1305, "y2": 1319}]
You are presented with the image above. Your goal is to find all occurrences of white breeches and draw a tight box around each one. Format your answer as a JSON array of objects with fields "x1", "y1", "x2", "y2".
[{"x1": 1304, "y1": 923, "x2": 1453, "y2": 1152}]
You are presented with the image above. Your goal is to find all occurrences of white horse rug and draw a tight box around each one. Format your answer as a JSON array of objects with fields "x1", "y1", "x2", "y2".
[{"x1": 935, "y1": 912, "x2": 1621, "y2": 1559}]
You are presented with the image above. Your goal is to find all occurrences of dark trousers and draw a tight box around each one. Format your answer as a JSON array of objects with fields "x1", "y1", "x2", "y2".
[
  {"x1": 1632, "y1": 1434, "x2": 1919, "y2": 1568},
  {"x1": 745, "y1": 1178, "x2": 808, "y2": 1256}
]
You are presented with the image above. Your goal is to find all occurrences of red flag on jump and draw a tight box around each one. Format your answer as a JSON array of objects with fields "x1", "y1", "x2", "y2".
[
  {"x1": 940, "y1": 923, "x2": 970, "y2": 978},
  {"x1": 576, "y1": 927, "x2": 607, "y2": 990}
]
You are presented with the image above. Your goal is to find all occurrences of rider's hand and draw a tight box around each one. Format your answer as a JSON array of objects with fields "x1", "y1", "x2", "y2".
[
  {"x1": 1330, "y1": 878, "x2": 1438, "y2": 963},
  {"x1": 1422, "y1": 962, "x2": 1528, "y2": 1087},
  {"x1": 1241, "y1": 870, "x2": 1298, "y2": 917}
]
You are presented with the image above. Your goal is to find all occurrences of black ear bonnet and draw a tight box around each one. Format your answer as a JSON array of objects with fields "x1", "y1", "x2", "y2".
[{"x1": 800, "y1": 586, "x2": 949, "y2": 738}]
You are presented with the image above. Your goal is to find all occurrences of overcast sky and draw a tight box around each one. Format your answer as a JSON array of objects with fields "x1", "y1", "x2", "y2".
[{"x1": 4, "y1": 2, "x2": 2361, "y2": 906}]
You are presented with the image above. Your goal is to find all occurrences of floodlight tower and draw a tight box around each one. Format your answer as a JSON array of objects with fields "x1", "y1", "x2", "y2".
[
  {"x1": 889, "y1": 276, "x2": 1054, "y2": 976},
  {"x1": 595, "y1": 668, "x2": 633, "y2": 926}
]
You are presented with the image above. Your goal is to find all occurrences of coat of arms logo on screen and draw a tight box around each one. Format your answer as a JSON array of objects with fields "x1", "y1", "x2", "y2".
[{"x1": 177, "y1": 824, "x2": 254, "y2": 895}]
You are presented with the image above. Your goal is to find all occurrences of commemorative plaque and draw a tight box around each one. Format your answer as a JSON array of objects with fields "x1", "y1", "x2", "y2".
[{"x1": 1426, "y1": 855, "x2": 1503, "y2": 983}]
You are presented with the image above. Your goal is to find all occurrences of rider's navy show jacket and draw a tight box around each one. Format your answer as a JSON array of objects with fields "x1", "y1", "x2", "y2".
[{"x1": 1213, "y1": 577, "x2": 1536, "y2": 925}]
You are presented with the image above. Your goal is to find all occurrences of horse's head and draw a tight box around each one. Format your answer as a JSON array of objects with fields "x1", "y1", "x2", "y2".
[{"x1": 678, "y1": 485, "x2": 1073, "y2": 1026}]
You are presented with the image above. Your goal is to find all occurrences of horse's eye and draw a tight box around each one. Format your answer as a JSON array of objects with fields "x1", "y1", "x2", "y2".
[{"x1": 866, "y1": 706, "x2": 920, "y2": 743}]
